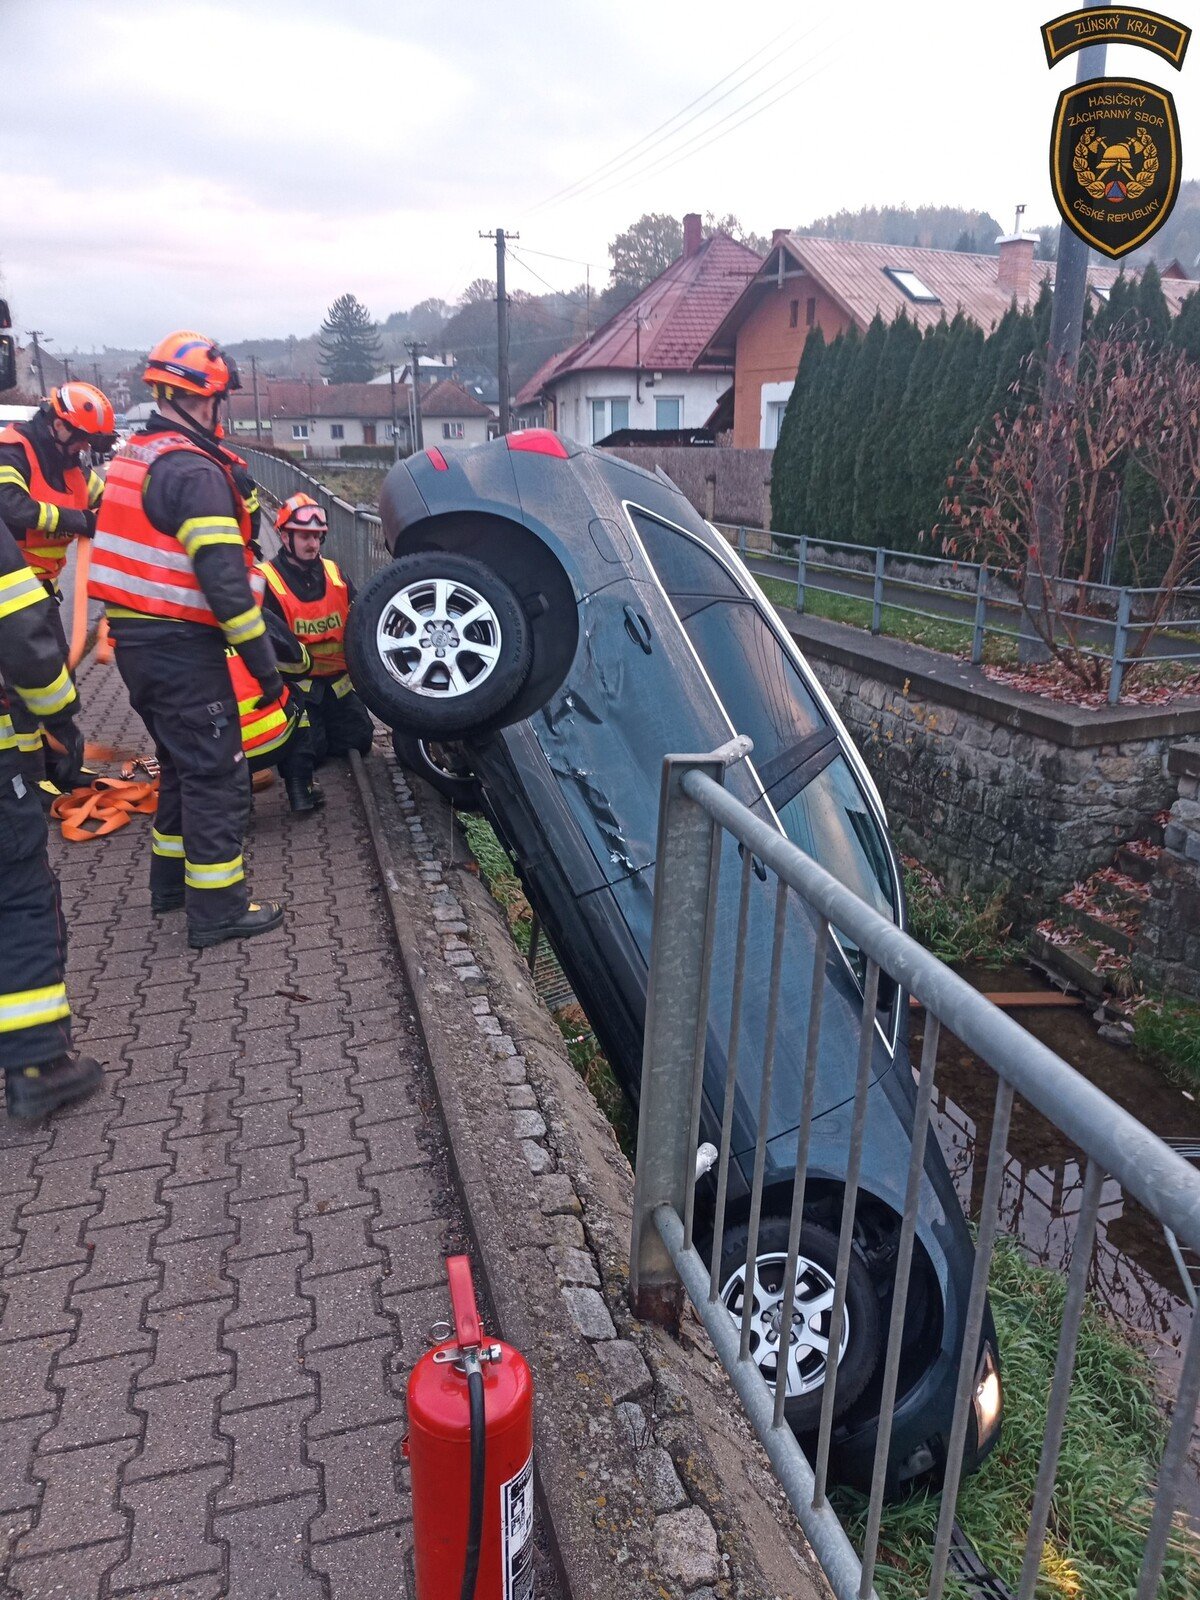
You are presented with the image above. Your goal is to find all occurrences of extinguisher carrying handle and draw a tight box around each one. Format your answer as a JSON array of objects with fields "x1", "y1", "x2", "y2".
[{"x1": 447, "y1": 1254, "x2": 484, "y2": 1351}]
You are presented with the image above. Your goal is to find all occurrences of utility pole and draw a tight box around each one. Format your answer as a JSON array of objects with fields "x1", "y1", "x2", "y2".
[
  {"x1": 28, "y1": 330, "x2": 47, "y2": 394},
  {"x1": 405, "y1": 340, "x2": 426, "y2": 450},
  {"x1": 480, "y1": 228, "x2": 518, "y2": 434},
  {"x1": 62, "y1": 357, "x2": 73, "y2": 382},
  {"x1": 250, "y1": 354, "x2": 263, "y2": 443},
  {"x1": 91, "y1": 362, "x2": 102, "y2": 388},
  {"x1": 1023, "y1": 3, "x2": 1107, "y2": 661},
  {"x1": 389, "y1": 363, "x2": 400, "y2": 461}
]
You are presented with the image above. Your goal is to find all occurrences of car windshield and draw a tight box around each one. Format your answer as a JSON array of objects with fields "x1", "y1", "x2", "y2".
[{"x1": 628, "y1": 508, "x2": 898, "y2": 1004}]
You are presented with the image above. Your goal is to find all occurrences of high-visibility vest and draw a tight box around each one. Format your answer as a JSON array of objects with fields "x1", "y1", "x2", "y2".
[
  {"x1": 225, "y1": 648, "x2": 294, "y2": 759},
  {"x1": 0, "y1": 424, "x2": 90, "y2": 582},
  {"x1": 261, "y1": 558, "x2": 350, "y2": 677},
  {"x1": 90, "y1": 430, "x2": 256, "y2": 625}
]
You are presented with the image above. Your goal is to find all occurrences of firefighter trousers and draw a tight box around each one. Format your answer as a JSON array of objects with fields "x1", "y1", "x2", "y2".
[
  {"x1": 0, "y1": 751, "x2": 72, "y2": 1074},
  {"x1": 9, "y1": 592, "x2": 68, "y2": 785},
  {"x1": 116, "y1": 634, "x2": 251, "y2": 931},
  {"x1": 280, "y1": 676, "x2": 372, "y2": 787}
]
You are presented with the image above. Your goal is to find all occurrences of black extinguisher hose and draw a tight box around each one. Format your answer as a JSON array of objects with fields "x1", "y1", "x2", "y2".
[{"x1": 461, "y1": 1362, "x2": 486, "y2": 1600}]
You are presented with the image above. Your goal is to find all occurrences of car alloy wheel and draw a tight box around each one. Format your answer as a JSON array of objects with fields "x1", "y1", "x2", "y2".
[
  {"x1": 717, "y1": 1217, "x2": 880, "y2": 1430},
  {"x1": 721, "y1": 1249, "x2": 848, "y2": 1401},
  {"x1": 377, "y1": 577, "x2": 502, "y2": 699}
]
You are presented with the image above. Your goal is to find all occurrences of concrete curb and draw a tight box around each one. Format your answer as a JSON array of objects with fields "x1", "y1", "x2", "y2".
[{"x1": 350, "y1": 746, "x2": 830, "y2": 1600}]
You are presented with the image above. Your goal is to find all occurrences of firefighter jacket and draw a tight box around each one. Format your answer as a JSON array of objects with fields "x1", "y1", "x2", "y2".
[
  {"x1": 225, "y1": 649, "x2": 296, "y2": 760},
  {"x1": 0, "y1": 412, "x2": 104, "y2": 585},
  {"x1": 261, "y1": 552, "x2": 352, "y2": 686},
  {"x1": 89, "y1": 415, "x2": 278, "y2": 688},
  {"x1": 0, "y1": 514, "x2": 79, "y2": 760}
]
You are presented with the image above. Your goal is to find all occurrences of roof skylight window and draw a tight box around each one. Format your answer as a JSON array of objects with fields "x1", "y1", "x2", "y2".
[{"x1": 884, "y1": 267, "x2": 940, "y2": 303}]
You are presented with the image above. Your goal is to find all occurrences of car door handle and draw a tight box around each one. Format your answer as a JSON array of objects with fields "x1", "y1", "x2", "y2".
[{"x1": 623, "y1": 606, "x2": 652, "y2": 654}]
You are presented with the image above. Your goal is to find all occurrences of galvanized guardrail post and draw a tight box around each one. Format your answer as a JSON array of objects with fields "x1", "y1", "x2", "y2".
[
  {"x1": 796, "y1": 534, "x2": 808, "y2": 614},
  {"x1": 871, "y1": 547, "x2": 885, "y2": 634},
  {"x1": 971, "y1": 564, "x2": 988, "y2": 665},
  {"x1": 629, "y1": 739, "x2": 749, "y2": 1328},
  {"x1": 1109, "y1": 586, "x2": 1132, "y2": 704}
]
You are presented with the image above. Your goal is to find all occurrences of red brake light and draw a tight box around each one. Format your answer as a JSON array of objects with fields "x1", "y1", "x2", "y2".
[
  {"x1": 507, "y1": 428, "x2": 568, "y2": 459},
  {"x1": 426, "y1": 447, "x2": 449, "y2": 472}
]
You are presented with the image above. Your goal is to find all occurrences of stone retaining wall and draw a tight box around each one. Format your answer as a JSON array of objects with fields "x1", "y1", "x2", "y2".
[
  {"x1": 1136, "y1": 742, "x2": 1200, "y2": 1001},
  {"x1": 785, "y1": 615, "x2": 1200, "y2": 920}
]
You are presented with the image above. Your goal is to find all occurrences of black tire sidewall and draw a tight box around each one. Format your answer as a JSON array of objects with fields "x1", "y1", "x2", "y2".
[
  {"x1": 347, "y1": 551, "x2": 531, "y2": 736},
  {"x1": 718, "y1": 1216, "x2": 880, "y2": 1432},
  {"x1": 391, "y1": 730, "x2": 480, "y2": 807}
]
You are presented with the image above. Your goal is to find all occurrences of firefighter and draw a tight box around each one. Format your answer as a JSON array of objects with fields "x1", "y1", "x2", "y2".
[
  {"x1": 261, "y1": 493, "x2": 373, "y2": 813},
  {"x1": 0, "y1": 511, "x2": 101, "y2": 1119},
  {"x1": 0, "y1": 383, "x2": 114, "y2": 790},
  {"x1": 226, "y1": 609, "x2": 312, "y2": 779},
  {"x1": 89, "y1": 331, "x2": 285, "y2": 950}
]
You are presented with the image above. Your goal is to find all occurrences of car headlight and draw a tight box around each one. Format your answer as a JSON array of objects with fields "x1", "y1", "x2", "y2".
[{"x1": 972, "y1": 1342, "x2": 1002, "y2": 1446}]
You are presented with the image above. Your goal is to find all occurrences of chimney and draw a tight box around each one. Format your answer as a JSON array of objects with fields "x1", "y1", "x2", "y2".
[
  {"x1": 683, "y1": 212, "x2": 702, "y2": 259},
  {"x1": 771, "y1": 227, "x2": 791, "y2": 247},
  {"x1": 995, "y1": 232, "x2": 1039, "y2": 300}
]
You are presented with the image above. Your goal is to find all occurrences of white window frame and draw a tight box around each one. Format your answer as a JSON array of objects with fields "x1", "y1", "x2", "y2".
[
  {"x1": 884, "y1": 266, "x2": 940, "y2": 304},
  {"x1": 330, "y1": 422, "x2": 345, "y2": 441},
  {"x1": 291, "y1": 422, "x2": 309, "y2": 441},
  {"x1": 442, "y1": 421, "x2": 465, "y2": 440},
  {"x1": 654, "y1": 395, "x2": 683, "y2": 431},
  {"x1": 759, "y1": 380, "x2": 795, "y2": 449}
]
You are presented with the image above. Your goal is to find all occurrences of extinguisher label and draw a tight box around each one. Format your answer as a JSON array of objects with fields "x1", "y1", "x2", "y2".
[{"x1": 500, "y1": 1449, "x2": 535, "y2": 1600}]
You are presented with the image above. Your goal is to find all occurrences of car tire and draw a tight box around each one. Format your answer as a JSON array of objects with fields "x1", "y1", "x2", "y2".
[
  {"x1": 719, "y1": 1216, "x2": 880, "y2": 1432},
  {"x1": 347, "y1": 551, "x2": 531, "y2": 736},
  {"x1": 391, "y1": 730, "x2": 481, "y2": 808}
]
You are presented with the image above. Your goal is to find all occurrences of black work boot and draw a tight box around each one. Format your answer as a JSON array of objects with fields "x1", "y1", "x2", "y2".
[
  {"x1": 6, "y1": 1053, "x2": 104, "y2": 1120},
  {"x1": 285, "y1": 772, "x2": 325, "y2": 813},
  {"x1": 188, "y1": 900, "x2": 285, "y2": 950}
]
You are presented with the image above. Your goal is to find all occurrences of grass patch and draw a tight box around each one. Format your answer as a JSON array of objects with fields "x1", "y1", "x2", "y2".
[
  {"x1": 310, "y1": 466, "x2": 387, "y2": 509},
  {"x1": 459, "y1": 814, "x2": 635, "y2": 1154},
  {"x1": 750, "y1": 571, "x2": 1018, "y2": 665},
  {"x1": 902, "y1": 858, "x2": 1019, "y2": 969},
  {"x1": 1133, "y1": 993, "x2": 1200, "y2": 1093},
  {"x1": 836, "y1": 1237, "x2": 1199, "y2": 1598}
]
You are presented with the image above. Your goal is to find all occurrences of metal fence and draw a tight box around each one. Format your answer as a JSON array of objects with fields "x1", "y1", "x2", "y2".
[
  {"x1": 630, "y1": 738, "x2": 1200, "y2": 1600},
  {"x1": 716, "y1": 526, "x2": 1200, "y2": 705},
  {"x1": 243, "y1": 448, "x2": 389, "y2": 591}
]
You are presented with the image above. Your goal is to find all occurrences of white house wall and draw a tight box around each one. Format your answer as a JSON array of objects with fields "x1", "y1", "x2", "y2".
[{"x1": 546, "y1": 369, "x2": 731, "y2": 444}]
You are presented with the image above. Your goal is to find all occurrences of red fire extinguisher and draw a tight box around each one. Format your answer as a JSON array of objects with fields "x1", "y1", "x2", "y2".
[{"x1": 405, "y1": 1255, "x2": 534, "y2": 1600}]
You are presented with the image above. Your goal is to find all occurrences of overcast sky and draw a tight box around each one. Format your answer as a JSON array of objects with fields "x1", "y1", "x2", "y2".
[{"x1": 3, "y1": 0, "x2": 1197, "y2": 349}]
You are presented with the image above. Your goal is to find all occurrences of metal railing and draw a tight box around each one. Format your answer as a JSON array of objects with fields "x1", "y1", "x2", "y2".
[
  {"x1": 716, "y1": 526, "x2": 1200, "y2": 706},
  {"x1": 243, "y1": 447, "x2": 389, "y2": 591},
  {"x1": 630, "y1": 739, "x2": 1200, "y2": 1600}
]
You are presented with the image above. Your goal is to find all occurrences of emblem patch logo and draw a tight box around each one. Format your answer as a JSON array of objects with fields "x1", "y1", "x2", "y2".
[{"x1": 1049, "y1": 77, "x2": 1181, "y2": 258}]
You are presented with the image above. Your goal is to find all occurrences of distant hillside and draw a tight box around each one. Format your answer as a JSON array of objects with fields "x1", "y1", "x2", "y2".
[
  {"x1": 1128, "y1": 178, "x2": 1200, "y2": 274},
  {"x1": 796, "y1": 204, "x2": 1008, "y2": 254}
]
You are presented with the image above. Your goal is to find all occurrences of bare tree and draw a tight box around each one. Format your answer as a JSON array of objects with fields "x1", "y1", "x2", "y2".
[{"x1": 942, "y1": 335, "x2": 1200, "y2": 691}]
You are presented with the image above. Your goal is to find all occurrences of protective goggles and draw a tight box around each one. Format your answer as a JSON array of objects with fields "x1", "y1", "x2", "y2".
[{"x1": 284, "y1": 507, "x2": 328, "y2": 535}]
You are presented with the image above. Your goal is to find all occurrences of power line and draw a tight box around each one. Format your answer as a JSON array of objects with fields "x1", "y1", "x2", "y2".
[
  {"x1": 516, "y1": 245, "x2": 599, "y2": 269},
  {"x1": 506, "y1": 247, "x2": 590, "y2": 308},
  {"x1": 581, "y1": 45, "x2": 837, "y2": 204},
  {"x1": 527, "y1": 20, "x2": 812, "y2": 214}
]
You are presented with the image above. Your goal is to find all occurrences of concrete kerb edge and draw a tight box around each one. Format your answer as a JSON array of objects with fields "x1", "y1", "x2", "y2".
[
  {"x1": 351, "y1": 748, "x2": 831, "y2": 1600},
  {"x1": 347, "y1": 748, "x2": 578, "y2": 1599}
]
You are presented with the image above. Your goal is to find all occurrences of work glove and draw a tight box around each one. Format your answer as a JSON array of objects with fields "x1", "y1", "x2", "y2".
[
  {"x1": 44, "y1": 717, "x2": 87, "y2": 791},
  {"x1": 79, "y1": 509, "x2": 98, "y2": 539},
  {"x1": 254, "y1": 671, "x2": 286, "y2": 710}
]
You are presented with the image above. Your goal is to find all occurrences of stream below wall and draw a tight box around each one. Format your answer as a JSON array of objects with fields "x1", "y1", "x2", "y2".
[{"x1": 923, "y1": 963, "x2": 1200, "y2": 1517}]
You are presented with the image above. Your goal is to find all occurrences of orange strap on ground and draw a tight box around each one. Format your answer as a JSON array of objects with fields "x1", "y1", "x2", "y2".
[{"x1": 49, "y1": 777, "x2": 158, "y2": 841}]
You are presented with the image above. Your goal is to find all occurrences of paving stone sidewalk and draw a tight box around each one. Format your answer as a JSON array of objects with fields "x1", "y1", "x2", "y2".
[{"x1": 0, "y1": 655, "x2": 469, "y2": 1599}]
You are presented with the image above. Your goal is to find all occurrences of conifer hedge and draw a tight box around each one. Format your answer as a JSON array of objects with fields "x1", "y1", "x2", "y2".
[{"x1": 770, "y1": 265, "x2": 1200, "y2": 555}]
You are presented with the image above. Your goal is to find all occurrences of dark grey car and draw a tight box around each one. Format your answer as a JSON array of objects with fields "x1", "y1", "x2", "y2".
[{"x1": 346, "y1": 430, "x2": 1002, "y2": 1494}]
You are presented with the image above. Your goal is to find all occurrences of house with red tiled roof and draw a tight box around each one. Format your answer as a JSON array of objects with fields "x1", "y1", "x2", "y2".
[
  {"x1": 513, "y1": 213, "x2": 762, "y2": 445},
  {"x1": 226, "y1": 376, "x2": 495, "y2": 457},
  {"x1": 700, "y1": 229, "x2": 1200, "y2": 450}
]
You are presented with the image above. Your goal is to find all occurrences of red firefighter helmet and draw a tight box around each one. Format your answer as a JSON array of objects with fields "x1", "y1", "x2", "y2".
[
  {"x1": 143, "y1": 331, "x2": 241, "y2": 397},
  {"x1": 47, "y1": 381, "x2": 116, "y2": 443},
  {"x1": 275, "y1": 493, "x2": 327, "y2": 535}
]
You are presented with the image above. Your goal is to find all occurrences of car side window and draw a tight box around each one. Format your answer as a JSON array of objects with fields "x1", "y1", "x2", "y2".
[
  {"x1": 627, "y1": 508, "x2": 742, "y2": 601},
  {"x1": 678, "y1": 599, "x2": 824, "y2": 752}
]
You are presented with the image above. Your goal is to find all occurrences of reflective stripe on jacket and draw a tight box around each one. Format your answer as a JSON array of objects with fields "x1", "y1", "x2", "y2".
[
  {"x1": 89, "y1": 430, "x2": 256, "y2": 626},
  {"x1": 261, "y1": 558, "x2": 350, "y2": 677},
  {"x1": 225, "y1": 648, "x2": 293, "y2": 759},
  {"x1": 0, "y1": 424, "x2": 89, "y2": 582}
]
